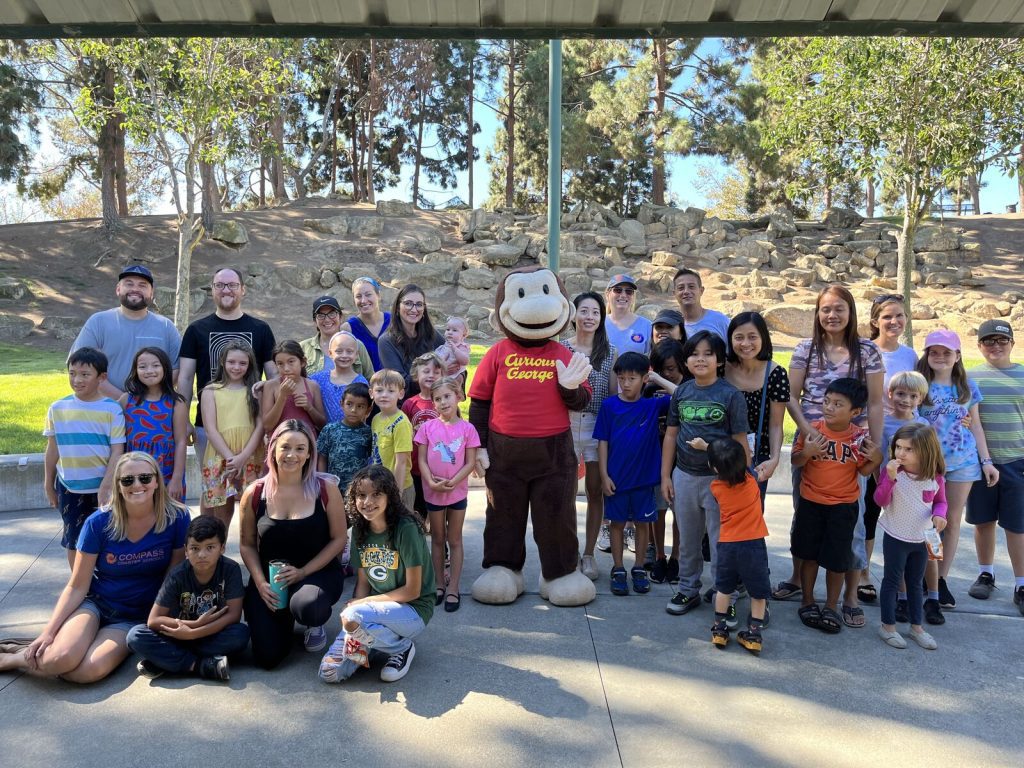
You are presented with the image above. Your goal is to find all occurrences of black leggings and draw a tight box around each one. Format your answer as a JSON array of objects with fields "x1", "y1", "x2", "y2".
[
  {"x1": 243, "y1": 568, "x2": 344, "y2": 670},
  {"x1": 864, "y1": 474, "x2": 881, "y2": 542}
]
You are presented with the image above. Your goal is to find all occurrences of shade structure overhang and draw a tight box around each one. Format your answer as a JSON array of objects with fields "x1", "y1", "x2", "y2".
[{"x1": 3, "y1": 0, "x2": 1024, "y2": 40}]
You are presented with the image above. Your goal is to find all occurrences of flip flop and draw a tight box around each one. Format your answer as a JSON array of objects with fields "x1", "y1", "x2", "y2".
[
  {"x1": 772, "y1": 581, "x2": 802, "y2": 601},
  {"x1": 798, "y1": 603, "x2": 821, "y2": 629},
  {"x1": 0, "y1": 638, "x2": 33, "y2": 654},
  {"x1": 856, "y1": 584, "x2": 877, "y2": 603},
  {"x1": 818, "y1": 607, "x2": 843, "y2": 634},
  {"x1": 842, "y1": 604, "x2": 866, "y2": 628}
]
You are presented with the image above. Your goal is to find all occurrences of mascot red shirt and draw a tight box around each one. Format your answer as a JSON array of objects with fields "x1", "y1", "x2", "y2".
[{"x1": 468, "y1": 266, "x2": 597, "y2": 607}]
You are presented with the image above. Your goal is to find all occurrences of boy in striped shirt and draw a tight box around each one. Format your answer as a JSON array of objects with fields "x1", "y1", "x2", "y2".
[{"x1": 44, "y1": 347, "x2": 126, "y2": 568}]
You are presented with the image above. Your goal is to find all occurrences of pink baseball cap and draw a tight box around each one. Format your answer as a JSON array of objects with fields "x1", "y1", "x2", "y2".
[{"x1": 924, "y1": 329, "x2": 961, "y2": 352}]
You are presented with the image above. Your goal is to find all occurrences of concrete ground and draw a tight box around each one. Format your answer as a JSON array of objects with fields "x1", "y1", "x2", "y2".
[{"x1": 1, "y1": 491, "x2": 1022, "y2": 768}]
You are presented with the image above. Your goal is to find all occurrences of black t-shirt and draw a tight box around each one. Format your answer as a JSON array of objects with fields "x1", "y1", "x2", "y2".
[
  {"x1": 180, "y1": 313, "x2": 276, "y2": 426},
  {"x1": 154, "y1": 557, "x2": 244, "y2": 620}
]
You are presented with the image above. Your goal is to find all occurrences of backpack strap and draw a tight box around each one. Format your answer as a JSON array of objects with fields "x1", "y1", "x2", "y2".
[{"x1": 251, "y1": 480, "x2": 265, "y2": 518}]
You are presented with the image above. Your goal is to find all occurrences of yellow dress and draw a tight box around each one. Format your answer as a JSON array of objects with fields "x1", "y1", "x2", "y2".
[{"x1": 201, "y1": 385, "x2": 264, "y2": 505}]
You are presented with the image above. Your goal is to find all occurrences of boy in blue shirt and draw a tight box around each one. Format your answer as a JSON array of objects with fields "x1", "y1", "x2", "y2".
[{"x1": 594, "y1": 352, "x2": 670, "y2": 595}]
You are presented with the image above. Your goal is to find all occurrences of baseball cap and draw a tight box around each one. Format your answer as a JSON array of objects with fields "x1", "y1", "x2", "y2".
[
  {"x1": 312, "y1": 295, "x2": 342, "y2": 316},
  {"x1": 923, "y1": 329, "x2": 961, "y2": 352},
  {"x1": 977, "y1": 319, "x2": 1014, "y2": 341},
  {"x1": 118, "y1": 265, "x2": 153, "y2": 285},
  {"x1": 608, "y1": 274, "x2": 638, "y2": 289},
  {"x1": 653, "y1": 309, "x2": 684, "y2": 327}
]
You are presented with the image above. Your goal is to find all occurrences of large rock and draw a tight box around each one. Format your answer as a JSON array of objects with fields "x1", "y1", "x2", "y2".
[
  {"x1": 376, "y1": 199, "x2": 413, "y2": 217},
  {"x1": 661, "y1": 206, "x2": 706, "y2": 234},
  {"x1": 413, "y1": 228, "x2": 443, "y2": 254},
  {"x1": 0, "y1": 312, "x2": 33, "y2": 341},
  {"x1": 766, "y1": 206, "x2": 797, "y2": 237},
  {"x1": 281, "y1": 266, "x2": 321, "y2": 290},
  {"x1": 914, "y1": 227, "x2": 960, "y2": 252},
  {"x1": 318, "y1": 269, "x2": 338, "y2": 289},
  {"x1": 348, "y1": 216, "x2": 384, "y2": 237},
  {"x1": 394, "y1": 261, "x2": 460, "y2": 288},
  {"x1": 762, "y1": 305, "x2": 815, "y2": 337},
  {"x1": 479, "y1": 243, "x2": 524, "y2": 267},
  {"x1": 618, "y1": 219, "x2": 646, "y2": 247},
  {"x1": 211, "y1": 219, "x2": 248, "y2": 245},
  {"x1": 459, "y1": 267, "x2": 497, "y2": 290},
  {"x1": 822, "y1": 206, "x2": 863, "y2": 229},
  {"x1": 595, "y1": 235, "x2": 629, "y2": 248},
  {"x1": 41, "y1": 316, "x2": 79, "y2": 341},
  {"x1": 0, "y1": 277, "x2": 30, "y2": 300},
  {"x1": 152, "y1": 287, "x2": 206, "y2": 316},
  {"x1": 304, "y1": 216, "x2": 349, "y2": 235}
]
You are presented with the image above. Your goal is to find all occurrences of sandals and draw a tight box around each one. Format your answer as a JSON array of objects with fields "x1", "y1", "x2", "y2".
[
  {"x1": 818, "y1": 607, "x2": 843, "y2": 634},
  {"x1": 444, "y1": 591, "x2": 461, "y2": 613},
  {"x1": 842, "y1": 604, "x2": 866, "y2": 628},
  {"x1": 772, "y1": 581, "x2": 802, "y2": 601},
  {"x1": 856, "y1": 584, "x2": 877, "y2": 603},
  {"x1": 798, "y1": 603, "x2": 822, "y2": 629}
]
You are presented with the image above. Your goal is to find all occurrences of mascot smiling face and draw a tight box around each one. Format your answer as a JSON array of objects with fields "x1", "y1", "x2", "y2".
[{"x1": 496, "y1": 268, "x2": 574, "y2": 342}]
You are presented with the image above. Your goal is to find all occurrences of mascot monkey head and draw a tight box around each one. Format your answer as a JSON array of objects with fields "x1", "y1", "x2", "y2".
[{"x1": 493, "y1": 266, "x2": 574, "y2": 343}]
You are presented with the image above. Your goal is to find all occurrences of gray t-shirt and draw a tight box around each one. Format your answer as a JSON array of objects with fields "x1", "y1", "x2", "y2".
[
  {"x1": 71, "y1": 308, "x2": 182, "y2": 391},
  {"x1": 684, "y1": 308, "x2": 731, "y2": 342},
  {"x1": 666, "y1": 377, "x2": 749, "y2": 476}
]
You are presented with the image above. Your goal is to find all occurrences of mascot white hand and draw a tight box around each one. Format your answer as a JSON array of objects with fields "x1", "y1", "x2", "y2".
[
  {"x1": 555, "y1": 352, "x2": 593, "y2": 389},
  {"x1": 474, "y1": 448, "x2": 490, "y2": 477}
]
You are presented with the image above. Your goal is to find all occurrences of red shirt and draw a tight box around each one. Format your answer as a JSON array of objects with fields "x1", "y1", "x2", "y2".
[
  {"x1": 711, "y1": 475, "x2": 769, "y2": 542},
  {"x1": 469, "y1": 339, "x2": 588, "y2": 437},
  {"x1": 401, "y1": 394, "x2": 437, "y2": 476}
]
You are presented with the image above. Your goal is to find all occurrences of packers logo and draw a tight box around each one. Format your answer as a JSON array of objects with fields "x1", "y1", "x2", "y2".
[
  {"x1": 680, "y1": 402, "x2": 725, "y2": 424},
  {"x1": 368, "y1": 565, "x2": 388, "y2": 581}
]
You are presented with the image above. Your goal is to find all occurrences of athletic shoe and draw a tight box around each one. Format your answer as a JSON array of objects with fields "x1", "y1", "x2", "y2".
[
  {"x1": 304, "y1": 625, "x2": 327, "y2": 652},
  {"x1": 894, "y1": 598, "x2": 909, "y2": 623},
  {"x1": 666, "y1": 558, "x2": 679, "y2": 584},
  {"x1": 610, "y1": 566, "x2": 629, "y2": 596},
  {"x1": 630, "y1": 567, "x2": 650, "y2": 594},
  {"x1": 711, "y1": 619, "x2": 729, "y2": 648},
  {"x1": 938, "y1": 576, "x2": 957, "y2": 608},
  {"x1": 597, "y1": 524, "x2": 611, "y2": 552},
  {"x1": 198, "y1": 655, "x2": 230, "y2": 681},
  {"x1": 624, "y1": 526, "x2": 636, "y2": 553},
  {"x1": 967, "y1": 572, "x2": 995, "y2": 601},
  {"x1": 380, "y1": 643, "x2": 416, "y2": 682},
  {"x1": 737, "y1": 628, "x2": 763, "y2": 655},
  {"x1": 909, "y1": 630, "x2": 937, "y2": 650},
  {"x1": 644, "y1": 542, "x2": 657, "y2": 569},
  {"x1": 650, "y1": 558, "x2": 668, "y2": 584},
  {"x1": 703, "y1": 587, "x2": 715, "y2": 604},
  {"x1": 136, "y1": 659, "x2": 165, "y2": 680},
  {"x1": 1013, "y1": 586, "x2": 1024, "y2": 616},
  {"x1": 580, "y1": 554, "x2": 598, "y2": 580},
  {"x1": 923, "y1": 598, "x2": 945, "y2": 625},
  {"x1": 725, "y1": 603, "x2": 738, "y2": 630},
  {"x1": 666, "y1": 591, "x2": 701, "y2": 615}
]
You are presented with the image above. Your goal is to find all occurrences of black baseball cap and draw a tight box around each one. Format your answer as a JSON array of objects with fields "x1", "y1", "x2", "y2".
[
  {"x1": 313, "y1": 295, "x2": 342, "y2": 316},
  {"x1": 653, "y1": 309, "x2": 684, "y2": 327},
  {"x1": 118, "y1": 265, "x2": 154, "y2": 285},
  {"x1": 977, "y1": 319, "x2": 1014, "y2": 341}
]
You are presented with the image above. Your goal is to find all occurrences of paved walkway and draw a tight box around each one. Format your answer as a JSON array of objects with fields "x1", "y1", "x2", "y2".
[{"x1": 1, "y1": 492, "x2": 1021, "y2": 767}]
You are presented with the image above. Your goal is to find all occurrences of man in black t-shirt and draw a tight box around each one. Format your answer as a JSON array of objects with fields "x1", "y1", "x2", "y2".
[{"x1": 177, "y1": 267, "x2": 277, "y2": 474}]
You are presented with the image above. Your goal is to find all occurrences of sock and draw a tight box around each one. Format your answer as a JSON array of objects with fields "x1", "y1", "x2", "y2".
[
  {"x1": 928, "y1": 591, "x2": 940, "y2": 601},
  {"x1": 897, "y1": 592, "x2": 907, "y2": 601},
  {"x1": 979, "y1": 565, "x2": 994, "y2": 577}
]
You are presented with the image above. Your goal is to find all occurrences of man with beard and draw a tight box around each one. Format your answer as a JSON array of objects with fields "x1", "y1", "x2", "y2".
[
  {"x1": 70, "y1": 265, "x2": 182, "y2": 399},
  {"x1": 177, "y1": 267, "x2": 277, "y2": 468}
]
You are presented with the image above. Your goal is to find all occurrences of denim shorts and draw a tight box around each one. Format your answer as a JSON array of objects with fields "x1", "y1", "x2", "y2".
[
  {"x1": 425, "y1": 497, "x2": 468, "y2": 513},
  {"x1": 569, "y1": 411, "x2": 598, "y2": 463},
  {"x1": 78, "y1": 596, "x2": 139, "y2": 634},
  {"x1": 715, "y1": 539, "x2": 771, "y2": 599},
  {"x1": 945, "y1": 462, "x2": 982, "y2": 483}
]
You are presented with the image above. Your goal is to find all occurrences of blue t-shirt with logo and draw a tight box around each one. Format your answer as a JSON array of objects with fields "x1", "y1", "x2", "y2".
[{"x1": 77, "y1": 508, "x2": 190, "y2": 621}]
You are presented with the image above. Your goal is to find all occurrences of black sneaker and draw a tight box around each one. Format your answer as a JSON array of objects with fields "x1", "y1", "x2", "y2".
[
  {"x1": 666, "y1": 591, "x2": 701, "y2": 615},
  {"x1": 1014, "y1": 586, "x2": 1024, "y2": 617},
  {"x1": 711, "y1": 619, "x2": 729, "y2": 648},
  {"x1": 924, "y1": 598, "x2": 945, "y2": 625},
  {"x1": 967, "y1": 572, "x2": 995, "y2": 601},
  {"x1": 703, "y1": 587, "x2": 715, "y2": 604},
  {"x1": 725, "y1": 603, "x2": 739, "y2": 630},
  {"x1": 380, "y1": 643, "x2": 416, "y2": 682},
  {"x1": 894, "y1": 598, "x2": 909, "y2": 623},
  {"x1": 938, "y1": 576, "x2": 957, "y2": 608},
  {"x1": 136, "y1": 659, "x2": 165, "y2": 680},
  {"x1": 737, "y1": 628, "x2": 763, "y2": 655},
  {"x1": 198, "y1": 655, "x2": 230, "y2": 681},
  {"x1": 650, "y1": 558, "x2": 668, "y2": 584},
  {"x1": 666, "y1": 558, "x2": 680, "y2": 584}
]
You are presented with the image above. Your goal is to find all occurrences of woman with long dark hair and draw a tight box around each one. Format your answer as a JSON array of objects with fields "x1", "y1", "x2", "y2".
[{"x1": 377, "y1": 284, "x2": 447, "y2": 398}]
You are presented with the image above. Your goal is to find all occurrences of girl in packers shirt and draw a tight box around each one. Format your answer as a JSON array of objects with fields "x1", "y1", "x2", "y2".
[{"x1": 319, "y1": 465, "x2": 434, "y2": 684}]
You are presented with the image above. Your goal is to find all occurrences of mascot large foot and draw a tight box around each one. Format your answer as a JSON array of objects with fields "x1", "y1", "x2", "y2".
[
  {"x1": 472, "y1": 567, "x2": 526, "y2": 605},
  {"x1": 539, "y1": 571, "x2": 597, "y2": 607}
]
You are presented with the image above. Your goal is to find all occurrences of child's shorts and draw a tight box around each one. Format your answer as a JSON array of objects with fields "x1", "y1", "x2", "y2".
[
  {"x1": 715, "y1": 539, "x2": 771, "y2": 599},
  {"x1": 945, "y1": 462, "x2": 982, "y2": 484},
  {"x1": 569, "y1": 411, "x2": 598, "y2": 463},
  {"x1": 425, "y1": 497, "x2": 468, "y2": 513},
  {"x1": 790, "y1": 496, "x2": 858, "y2": 573},
  {"x1": 967, "y1": 457, "x2": 1024, "y2": 533},
  {"x1": 604, "y1": 486, "x2": 657, "y2": 523},
  {"x1": 56, "y1": 478, "x2": 97, "y2": 550}
]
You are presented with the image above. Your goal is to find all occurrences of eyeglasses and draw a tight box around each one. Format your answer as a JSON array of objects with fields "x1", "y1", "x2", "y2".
[
  {"x1": 401, "y1": 300, "x2": 425, "y2": 310},
  {"x1": 315, "y1": 310, "x2": 340, "y2": 320},
  {"x1": 611, "y1": 286, "x2": 635, "y2": 296},
  {"x1": 981, "y1": 337, "x2": 1012, "y2": 347},
  {"x1": 118, "y1": 473, "x2": 156, "y2": 487},
  {"x1": 213, "y1": 282, "x2": 241, "y2": 292},
  {"x1": 872, "y1": 294, "x2": 903, "y2": 305}
]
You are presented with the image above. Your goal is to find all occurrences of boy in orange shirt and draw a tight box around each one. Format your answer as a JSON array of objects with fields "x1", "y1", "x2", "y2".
[
  {"x1": 707, "y1": 439, "x2": 770, "y2": 655},
  {"x1": 791, "y1": 377, "x2": 882, "y2": 634}
]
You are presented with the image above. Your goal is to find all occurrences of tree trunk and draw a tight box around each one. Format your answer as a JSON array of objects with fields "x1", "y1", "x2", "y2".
[
  {"x1": 1018, "y1": 144, "x2": 1024, "y2": 210},
  {"x1": 824, "y1": 186, "x2": 833, "y2": 209},
  {"x1": 174, "y1": 159, "x2": 204, "y2": 330},
  {"x1": 896, "y1": 209, "x2": 917, "y2": 346},
  {"x1": 98, "y1": 65, "x2": 120, "y2": 233},
  {"x1": 269, "y1": 114, "x2": 288, "y2": 201},
  {"x1": 200, "y1": 159, "x2": 218, "y2": 232},
  {"x1": 365, "y1": 40, "x2": 378, "y2": 204},
  {"x1": 412, "y1": 87, "x2": 425, "y2": 209},
  {"x1": 651, "y1": 39, "x2": 669, "y2": 206},
  {"x1": 114, "y1": 118, "x2": 128, "y2": 216},
  {"x1": 504, "y1": 41, "x2": 516, "y2": 210},
  {"x1": 967, "y1": 172, "x2": 981, "y2": 215},
  {"x1": 866, "y1": 176, "x2": 875, "y2": 219},
  {"x1": 258, "y1": 157, "x2": 266, "y2": 207},
  {"x1": 330, "y1": 87, "x2": 339, "y2": 195},
  {"x1": 467, "y1": 55, "x2": 475, "y2": 209}
]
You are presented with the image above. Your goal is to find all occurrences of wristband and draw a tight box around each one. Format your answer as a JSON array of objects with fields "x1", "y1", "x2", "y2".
[{"x1": 980, "y1": 458, "x2": 993, "y2": 466}]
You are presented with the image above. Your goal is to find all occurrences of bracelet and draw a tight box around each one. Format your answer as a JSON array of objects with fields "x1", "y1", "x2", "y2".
[{"x1": 980, "y1": 458, "x2": 993, "y2": 466}]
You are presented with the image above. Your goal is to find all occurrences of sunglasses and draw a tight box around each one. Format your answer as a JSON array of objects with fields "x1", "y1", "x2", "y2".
[
  {"x1": 611, "y1": 286, "x2": 635, "y2": 295},
  {"x1": 981, "y1": 337, "x2": 1012, "y2": 347},
  {"x1": 872, "y1": 294, "x2": 903, "y2": 305},
  {"x1": 118, "y1": 473, "x2": 156, "y2": 487}
]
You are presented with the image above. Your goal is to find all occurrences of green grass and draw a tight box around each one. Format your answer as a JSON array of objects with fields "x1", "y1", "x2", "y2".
[
  {"x1": 0, "y1": 343, "x2": 69, "y2": 454},
  {"x1": 0, "y1": 342, "x2": 988, "y2": 454}
]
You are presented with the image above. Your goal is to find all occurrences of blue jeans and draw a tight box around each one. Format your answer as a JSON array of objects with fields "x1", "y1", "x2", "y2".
[
  {"x1": 319, "y1": 602, "x2": 425, "y2": 682},
  {"x1": 126, "y1": 623, "x2": 250, "y2": 674}
]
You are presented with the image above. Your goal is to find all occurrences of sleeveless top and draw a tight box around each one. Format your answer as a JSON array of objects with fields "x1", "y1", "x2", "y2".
[
  {"x1": 561, "y1": 339, "x2": 615, "y2": 416},
  {"x1": 124, "y1": 394, "x2": 177, "y2": 482},
  {"x1": 349, "y1": 312, "x2": 392, "y2": 372},
  {"x1": 278, "y1": 379, "x2": 318, "y2": 436},
  {"x1": 202, "y1": 385, "x2": 257, "y2": 463},
  {"x1": 255, "y1": 487, "x2": 341, "y2": 573}
]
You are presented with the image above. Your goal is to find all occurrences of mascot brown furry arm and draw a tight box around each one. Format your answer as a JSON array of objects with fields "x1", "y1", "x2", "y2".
[{"x1": 467, "y1": 266, "x2": 598, "y2": 607}]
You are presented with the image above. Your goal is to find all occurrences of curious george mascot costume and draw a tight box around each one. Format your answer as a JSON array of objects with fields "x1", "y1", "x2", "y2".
[{"x1": 468, "y1": 266, "x2": 597, "y2": 606}]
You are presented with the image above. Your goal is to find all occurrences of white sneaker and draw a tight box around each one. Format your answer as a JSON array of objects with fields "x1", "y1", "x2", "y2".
[
  {"x1": 909, "y1": 630, "x2": 937, "y2": 650},
  {"x1": 878, "y1": 625, "x2": 907, "y2": 649},
  {"x1": 580, "y1": 555, "x2": 598, "y2": 580},
  {"x1": 380, "y1": 643, "x2": 416, "y2": 682},
  {"x1": 597, "y1": 524, "x2": 611, "y2": 552},
  {"x1": 304, "y1": 625, "x2": 327, "y2": 652},
  {"x1": 624, "y1": 526, "x2": 636, "y2": 553}
]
